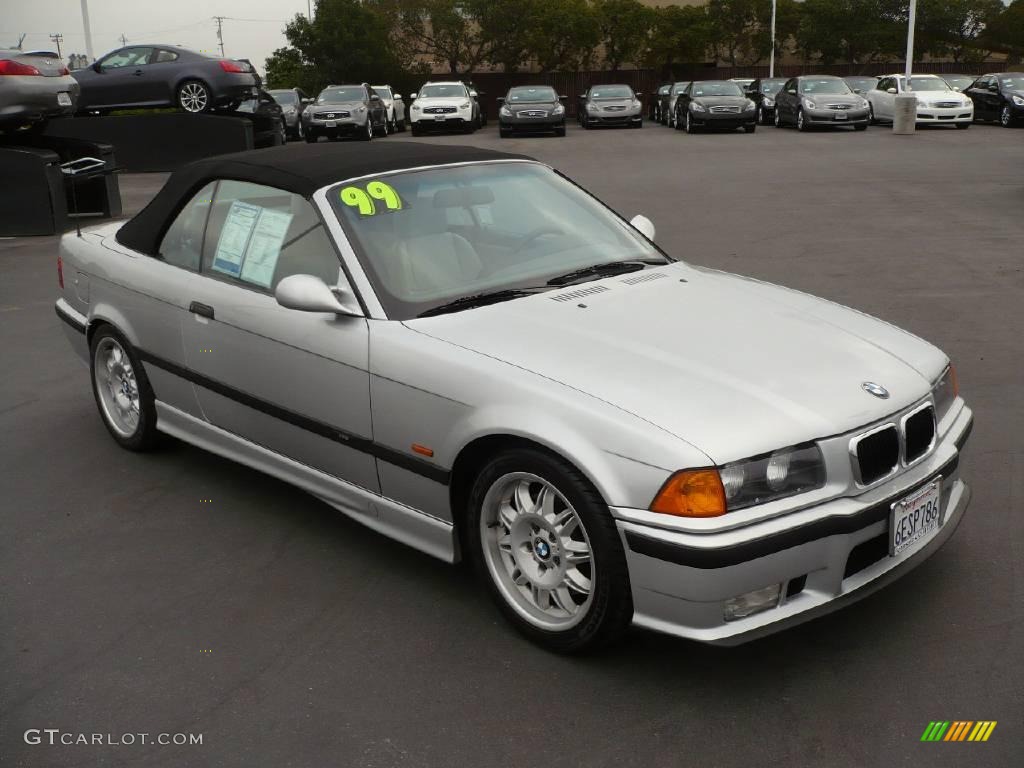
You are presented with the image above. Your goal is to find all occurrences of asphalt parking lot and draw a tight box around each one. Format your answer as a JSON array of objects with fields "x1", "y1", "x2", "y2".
[{"x1": 2, "y1": 120, "x2": 1022, "y2": 768}]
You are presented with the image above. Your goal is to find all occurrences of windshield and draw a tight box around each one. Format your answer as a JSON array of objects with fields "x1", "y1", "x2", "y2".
[
  {"x1": 800, "y1": 79, "x2": 851, "y2": 95},
  {"x1": 1000, "y1": 75, "x2": 1024, "y2": 90},
  {"x1": 759, "y1": 79, "x2": 787, "y2": 95},
  {"x1": 942, "y1": 76, "x2": 973, "y2": 90},
  {"x1": 268, "y1": 90, "x2": 297, "y2": 105},
  {"x1": 329, "y1": 162, "x2": 663, "y2": 319},
  {"x1": 901, "y1": 77, "x2": 950, "y2": 92},
  {"x1": 589, "y1": 85, "x2": 633, "y2": 100},
  {"x1": 691, "y1": 81, "x2": 744, "y2": 97},
  {"x1": 419, "y1": 84, "x2": 467, "y2": 98},
  {"x1": 373, "y1": 86, "x2": 393, "y2": 99},
  {"x1": 672, "y1": 81, "x2": 691, "y2": 94},
  {"x1": 844, "y1": 78, "x2": 878, "y2": 92},
  {"x1": 319, "y1": 87, "x2": 365, "y2": 103},
  {"x1": 508, "y1": 87, "x2": 556, "y2": 103}
]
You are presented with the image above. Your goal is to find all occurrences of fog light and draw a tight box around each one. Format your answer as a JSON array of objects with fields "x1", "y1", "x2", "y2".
[{"x1": 723, "y1": 583, "x2": 782, "y2": 622}]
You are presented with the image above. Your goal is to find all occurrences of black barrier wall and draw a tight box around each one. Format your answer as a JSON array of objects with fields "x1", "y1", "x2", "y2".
[
  {"x1": 0, "y1": 146, "x2": 68, "y2": 236},
  {"x1": 42, "y1": 113, "x2": 255, "y2": 172}
]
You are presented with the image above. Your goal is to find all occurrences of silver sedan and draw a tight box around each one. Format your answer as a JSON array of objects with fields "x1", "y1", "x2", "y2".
[
  {"x1": 0, "y1": 49, "x2": 79, "y2": 127},
  {"x1": 55, "y1": 143, "x2": 972, "y2": 652}
]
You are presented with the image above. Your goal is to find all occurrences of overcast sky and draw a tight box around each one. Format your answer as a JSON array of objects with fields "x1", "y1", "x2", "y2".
[{"x1": 2, "y1": 0, "x2": 310, "y2": 74}]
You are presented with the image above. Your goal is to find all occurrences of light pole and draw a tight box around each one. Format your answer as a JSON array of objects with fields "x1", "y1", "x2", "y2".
[
  {"x1": 80, "y1": 0, "x2": 94, "y2": 61},
  {"x1": 893, "y1": 0, "x2": 918, "y2": 133},
  {"x1": 769, "y1": 0, "x2": 777, "y2": 79}
]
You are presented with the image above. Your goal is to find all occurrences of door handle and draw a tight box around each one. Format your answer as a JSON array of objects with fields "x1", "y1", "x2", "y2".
[
  {"x1": 189, "y1": 301, "x2": 215, "y2": 319},
  {"x1": 132, "y1": 69, "x2": 144, "y2": 76}
]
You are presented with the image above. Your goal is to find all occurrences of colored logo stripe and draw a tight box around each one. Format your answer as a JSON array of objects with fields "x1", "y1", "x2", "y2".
[{"x1": 921, "y1": 721, "x2": 996, "y2": 742}]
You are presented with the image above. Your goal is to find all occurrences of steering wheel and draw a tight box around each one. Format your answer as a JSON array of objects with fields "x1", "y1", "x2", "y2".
[{"x1": 512, "y1": 226, "x2": 565, "y2": 254}]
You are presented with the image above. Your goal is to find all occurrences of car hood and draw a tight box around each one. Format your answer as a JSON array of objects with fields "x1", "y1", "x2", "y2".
[
  {"x1": 692, "y1": 95, "x2": 749, "y2": 107},
  {"x1": 415, "y1": 96, "x2": 467, "y2": 107},
  {"x1": 590, "y1": 98, "x2": 635, "y2": 108},
  {"x1": 314, "y1": 101, "x2": 365, "y2": 111},
  {"x1": 508, "y1": 101, "x2": 558, "y2": 110},
  {"x1": 407, "y1": 264, "x2": 947, "y2": 464},
  {"x1": 804, "y1": 93, "x2": 862, "y2": 105}
]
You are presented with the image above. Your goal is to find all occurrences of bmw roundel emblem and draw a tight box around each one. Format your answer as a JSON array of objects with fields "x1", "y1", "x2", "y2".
[{"x1": 861, "y1": 381, "x2": 890, "y2": 399}]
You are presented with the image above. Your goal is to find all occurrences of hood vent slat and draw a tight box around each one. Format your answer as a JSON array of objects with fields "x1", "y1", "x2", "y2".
[{"x1": 550, "y1": 285, "x2": 609, "y2": 302}]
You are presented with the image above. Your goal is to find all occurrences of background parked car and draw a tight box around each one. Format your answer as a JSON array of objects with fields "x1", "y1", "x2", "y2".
[
  {"x1": 651, "y1": 84, "x2": 670, "y2": 121},
  {"x1": 940, "y1": 74, "x2": 975, "y2": 92},
  {"x1": 73, "y1": 45, "x2": 257, "y2": 114},
  {"x1": 233, "y1": 88, "x2": 287, "y2": 146},
  {"x1": 498, "y1": 85, "x2": 566, "y2": 137},
  {"x1": 868, "y1": 74, "x2": 972, "y2": 128},
  {"x1": 302, "y1": 83, "x2": 388, "y2": 142},
  {"x1": 267, "y1": 87, "x2": 310, "y2": 140},
  {"x1": 964, "y1": 72, "x2": 1024, "y2": 127},
  {"x1": 665, "y1": 81, "x2": 691, "y2": 128},
  {"x1": 774, "y1": 75, "x2": 869, "y2": 131},
  {"x1": 578, "y1": 84, "x2": 642, "y2": 129},
  {"x1": 729, "y1": 77, "x2": 755, "y2": 90},
  {"x1": 843, "y1": 76, "x2": 879, "y2": 95},
  {"x1": 0, "y1": 48, "x2": 79, "y2": 129},
  {"x1": 746, "y1": 77, "x2": 787, "y2": 125},
  {"x1": 370, "y1": 84, "x2": 406, "y2": 132},
  {"x1": 409, "y1": 81, "x2": 479, "y2": 135},
  {"x1": 676, "y1": 80, "x2": 757, "y2": 134}
]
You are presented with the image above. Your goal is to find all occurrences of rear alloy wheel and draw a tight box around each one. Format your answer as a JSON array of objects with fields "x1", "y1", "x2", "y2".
[
  {"x1": 177, "y1": 80, "x2": 211, "y2": 113},
  {"x1": 468, "y1": 450, "x2": 632, "y2": 653},
  {"x1": 1001, "y1": 106, "x2": 1013, "y2": 127},
  {"x1": 90, "y1": 326, "x2": 159, "y2": 451}
]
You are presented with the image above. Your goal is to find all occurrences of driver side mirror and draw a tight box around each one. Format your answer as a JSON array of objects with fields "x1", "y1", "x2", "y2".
[
  {"x1": 853, "y1": 88, "x2": 862, "y2": 94},
  {"x1": 886, "y1": 87, "x2": 897, "y2": 94},
  {"x1": 92, "y1": 61, "x2": 102, "y2": 72},
  {"x1": 988, "y1": 84, "x2": 999, "y2": 92},
  {"x1": 409, "y1": 92, "x2": 417, "y2": 99},
  {"x1": 275, "y1": 275, "x2": 361, "y2": 316},
  {"x1": 394, "y1": 93, "x2": 403, "y2": 100},
  {"x1": 630, "y1": 214, "x2": 655, "y2": 242}
]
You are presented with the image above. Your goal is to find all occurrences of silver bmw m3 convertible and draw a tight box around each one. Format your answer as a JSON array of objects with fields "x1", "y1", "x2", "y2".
[{"x1": 55, "y1": 143, "x2": 973, "y2": 652}]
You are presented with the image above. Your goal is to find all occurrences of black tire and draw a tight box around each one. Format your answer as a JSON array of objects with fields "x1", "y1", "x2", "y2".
[
  {"x1": 774, "y1": 107, "x2": 783, "y2": 128},
  {"x1": 555, "y1": 126, "x2": 566, "y2": 137},
  {"x1": 465, "y1": 448, "x2": 633, "y2": 653},
  {"x1": 176, "y1": 79, "x2": 212, "y2": 113},
  {"x1": 674, "y1": 109, "x2": 684, "y2": 130},
  {"x1": 744, "y1": 124, "x2": 756, "y2": 133},
  {"x1": 305, "y1": 133, "x2": 317, "y2": 143},
  {"x1": 854, "y1": 122, "x2": 868, "y2": 131},
  {"x1": 797, "y1": 108, "x2": 809, "y2": 132},
  {"x1": 1000, "y1": 106, "x2": 1013, "y2": 127},
  {"x1": 89, "y1": 325, "x2": 160, "y2": 452},
  {"x1": 499, "y1": 128, "x2": 511, "y2": 138},
  {"x1": 581, "y1": 114, "x2": 590, "y2": 129},
  {"x1": 684, "y1": 111, "x2": 697, "y2": 133},
  {"x1": 410, "y1": 123, "x2": 421, "y2": 136},
  {"x1": 359, "y1": 119, "x2": 372, "y2": 141},
  {"x1": 868, "y1": 104, "x2": 878, "y2": 125},
  {"x1": 955, "y1": 121, "x2": 970, "y2": 130}
]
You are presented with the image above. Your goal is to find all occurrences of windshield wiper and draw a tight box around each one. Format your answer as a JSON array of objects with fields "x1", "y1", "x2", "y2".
[
  {"x1": 546, "y1": 260, "x2": 662, "y2": 287},
  {"x1": 417, "y1": 289, "x2": 542, "y2": 318}
]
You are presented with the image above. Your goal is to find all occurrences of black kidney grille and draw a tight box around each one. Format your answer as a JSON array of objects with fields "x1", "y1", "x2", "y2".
[
  {"x1": 904, "y1": 406, "x2": 936, "y2": 464},
  {"x1": 856, "y1": 426, "x2": 899, "y2": 484}
]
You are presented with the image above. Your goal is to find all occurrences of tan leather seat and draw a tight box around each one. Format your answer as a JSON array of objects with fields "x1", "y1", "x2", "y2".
[{"x1": 381, "y1": 231, "x2": 483, "y2": 299}]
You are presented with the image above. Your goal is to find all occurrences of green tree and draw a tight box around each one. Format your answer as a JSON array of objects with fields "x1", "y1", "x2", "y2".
[
  {"x1": 917, "y1": 0, "x2": 1004, "y2": 64},
  {"x1": 982, "y1": 0, "x2": 1024, "y2": 62},
  {"x1": 394, "y1": 0, "x2": 489, "y2": 76},
  {"x1": 525, "y1": 0, "x2": 601, "y2": 72},
  {"x1": 264, "y1": 45, "x2": 317, "y2": 92},
  {"x1": 593, "y1": 0, "x2": 654, "y2": 71},
  {"x1": 644, "y1": 4, "x2": 711, "y2": 72},
  {"x1": 706, "y1": 0, "x2": 765, "y2": 67},
  {"x1": 794, "y1": 0, "x2": 905, "y2": 68}
]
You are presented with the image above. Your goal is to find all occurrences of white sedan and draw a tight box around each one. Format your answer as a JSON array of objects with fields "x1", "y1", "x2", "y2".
[{"x1": 868, "y1": 74, "x2": 973, "y2": 128}]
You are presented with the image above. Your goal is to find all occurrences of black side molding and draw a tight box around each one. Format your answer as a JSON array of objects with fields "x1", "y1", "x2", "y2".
[
  {"x1": 626, "y1": 453, "x2": 961, "y2": 570},
  {"x1": 55, "y1": 303, "x2": 86, "y2": 334}
]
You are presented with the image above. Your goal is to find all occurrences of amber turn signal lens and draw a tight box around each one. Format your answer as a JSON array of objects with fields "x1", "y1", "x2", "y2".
[{"x1": 650, "y1": 469, "x2": 727, "y2": 517}]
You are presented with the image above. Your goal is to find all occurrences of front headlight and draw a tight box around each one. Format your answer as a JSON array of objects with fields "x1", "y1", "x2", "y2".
[
  {"x1": 690, "y1": 102, "x2": 706, "y2": 112},
  {"x1": 743, "y1": 99, "x2": 756, "y2": 111},
  {"x1": 587, "y1": 103, "x2": 598, "y2": 113},
  {"x1": 803, "y1": 98, "x2": 817, "y2": 109},
  {"x1": 915, "y1": 101, "x2": 931, "y2": 111},
  {"x1": 719, "y1": 444, "x2": 826, "y2": 511},
  {"x1": 858, "y1": 98, "x2": 869, "y2": 109},
  {"x1": 1012, "y1": 95, "x2": 1024, "y2": 107},
  {"x1": 499, "y1": 105, "x2": 512, "y2": 116},
  {"x1": 459, "y1": 101, "x2": 471, "y2": 110},
  {"x1": 552, "y1": 103, "x2": 565, "y2": 115},
  {"x1": 410, "y1": 103, "x2": 420, "y2": 111},
  {"x1": 763, "y1": 97, "x2": 774, "y2": 107},
  {"x1": 932, "y1": 364, "x2": 958, "y2": 423},
  {"x1": 650, "y1": 443, "x2": 826, "y2": 517},
  {"x1": 355, "y1": 106, "x2": 366, "y2": 113}
]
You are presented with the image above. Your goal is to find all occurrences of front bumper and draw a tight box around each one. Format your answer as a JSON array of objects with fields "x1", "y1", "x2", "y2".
[
  {"x1": 585, "y1": 110, "x2": 641, "y2": 126},
  {"x1": 410, "y1": 114, "x2": 472, "y2": 131},
  {"x1": 616, "y1": 405, "x2": 973, "y2": 645},
  {"x1": 805, "y1": 107, "x2": 870, "y2": 126},
  {"x1": 916, "y1": 105, "x2": 973, "y2": 124},
  {"x1": 689, "y1": 110, "x2": 757, "y2": 129},
  {"x1": 305, "y1": 116, "x2": 368, "y2": 137},
  {"x1": 500, "y1": 114, "x2": 565, "y2": 132}
]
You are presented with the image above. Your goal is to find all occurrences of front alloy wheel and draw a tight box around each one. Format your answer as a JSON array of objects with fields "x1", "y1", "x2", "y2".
[
  {"x1": 468, "y1": 450, "x2": 632, "y2": 652},
  {"x1": 1001, "y1": 106, "x2": 1012, "y2": 127},
  {"x1": 774, "y1": 107, "x2": 782, "y2": 127},
  {"x1": 797, "y1": 109, "x2": 808, "y2": 131}
]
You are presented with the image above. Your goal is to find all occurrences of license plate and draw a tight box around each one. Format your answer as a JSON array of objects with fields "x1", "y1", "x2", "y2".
[
  {"x1": 57, "y1": 92, "x2": 72, "y2": 106},
  {"x1": 434, "y1": 115, "x2": 446, "y2": 121},
  {"x1": 325, "y1": 120, "x2": 336, "y2": 128},
  {"x1": 890, "y1": 478, "x2": 942, "y2": 555},
  {"x1": 834, "y1": 112, "x2": 848, "y2": 120}
]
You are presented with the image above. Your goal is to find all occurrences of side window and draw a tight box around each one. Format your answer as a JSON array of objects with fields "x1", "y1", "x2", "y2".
[
  {"x1": 101, "y1": 47, "x2": 154, "y2": 69},
  {"x1": 201, "y1": 180, "x2": 342, "y2": 291},
  {"x1": 158, "y1": 181, "x2": 216, "y2": 271},
  {"x1": 785, "y1": 79, "x2": 796, "y2": 94},
  {"x1": 153, "y1": 49, "x2": 179, "y2": 64}
]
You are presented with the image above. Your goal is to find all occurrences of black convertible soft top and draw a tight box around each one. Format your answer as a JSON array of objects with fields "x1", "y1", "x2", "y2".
[{"x1": 116, "y1": 142, "x2": 531, "y2": 255}]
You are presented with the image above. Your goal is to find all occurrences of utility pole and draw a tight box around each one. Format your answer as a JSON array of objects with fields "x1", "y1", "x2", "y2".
[
  {"x1": 213, "y1": 16, "x2": 225, "y2": 57},
  {"x1": 893, "y1": 0, "x2": 918, "y2": 134},
  {"x1": 80, "y1": 0, "x2": 94, "y2": 61},
  {"x1": 49, "y1": 33, "x2": 64, "y2": 58},
  {"x1": 769, "y1": 0, "x2": 777, "y2": 79},
  {"x1": 119, "y1": 33, "x2": 128, "y2": 47},
  {"x1": 307, "y1": 0, "x2": 312, "y2": 19}
]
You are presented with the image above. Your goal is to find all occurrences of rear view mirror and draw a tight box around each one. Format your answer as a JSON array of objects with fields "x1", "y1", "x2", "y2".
[
  {"x1": 887, "y1": 87, "x2": 897, "y2": 94},
  {"x1": 275, "y1": 275, "x2": 360, "y2": 316},
  {"x1": 559, "y1": 94, "x2": 568, "y2": 100},
  {"x1": 630, "y1": 214, "x2": 655, "y2": 242},
  {"x1": 496, "y1": 96, "x2": 505, "y2": 103}
]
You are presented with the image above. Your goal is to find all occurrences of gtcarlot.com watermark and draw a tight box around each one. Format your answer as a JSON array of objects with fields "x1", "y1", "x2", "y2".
[{"x1": 24, "y1": 729, "x2": 203, "y2": 746}]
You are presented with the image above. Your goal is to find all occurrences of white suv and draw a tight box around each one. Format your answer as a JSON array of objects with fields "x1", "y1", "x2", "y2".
[{"x1": 409, "y1": 81, "x2": 478, "y2": 135}]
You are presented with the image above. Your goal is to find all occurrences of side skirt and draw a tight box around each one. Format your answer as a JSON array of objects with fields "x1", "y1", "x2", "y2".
[{"x1": 155, "y1": 402, "x2": 457, "y2": 563}]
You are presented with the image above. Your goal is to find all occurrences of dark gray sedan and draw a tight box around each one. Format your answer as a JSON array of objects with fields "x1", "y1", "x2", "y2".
[
  {"x1": 73, "y1": 45, "x2": 257, "y2": 114},
  {"x1": 578, "y1": 84, "x2": 642, "y2": 129},
  {"x1": 773, "y1": 75, "x2": 870, "y2": 131},
  {"x1": 267, "y1": 88, "x2": 311, "y2": 140},
  {"x1": 0, "y1": 49, "x2": 79, "y2": 128},
  {"x1": 676, "y1": 80, "x2": 757, "y2": 133}
]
